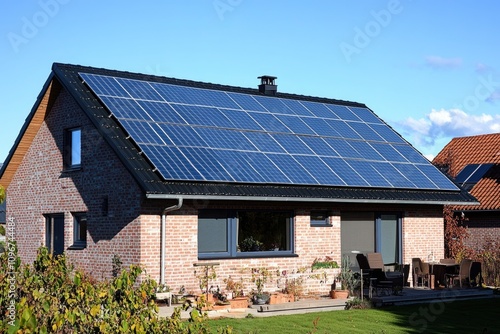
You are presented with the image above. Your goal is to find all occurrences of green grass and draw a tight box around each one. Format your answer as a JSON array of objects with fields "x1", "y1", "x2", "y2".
[{"x1": 209, "y1": 298, "x2": 500, "y2": 333}]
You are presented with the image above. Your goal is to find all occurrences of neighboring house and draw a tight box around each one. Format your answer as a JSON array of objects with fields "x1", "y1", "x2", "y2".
[
  {"x1": 0, "y1": 63, "x2": 476, "y2": 293},
  {"x1": 433, "y1": 133, "x2": 500, "y2": 250}
]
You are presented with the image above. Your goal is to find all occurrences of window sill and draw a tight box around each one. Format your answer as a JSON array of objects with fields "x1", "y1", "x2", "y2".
[
  {"x1": 310, "y1": 224, "x2": 332, "y2": 227},
  {"x1": 199, "y1": 252, "x2": 298, "y2": 260},
  {"x1": 68, "y1": 243, "x2": 86, "y2": 250},
  {"x1": 62, "y1": 166, "x2": 82, "y2": 173}
]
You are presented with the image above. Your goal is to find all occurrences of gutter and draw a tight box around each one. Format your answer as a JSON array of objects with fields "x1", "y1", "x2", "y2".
[
  {"x1": 160, "y1": 198, "x2": 183, "y2": 285},
  {"x1": 146, "y1": 193, "x2": 479, "y2": 207}
]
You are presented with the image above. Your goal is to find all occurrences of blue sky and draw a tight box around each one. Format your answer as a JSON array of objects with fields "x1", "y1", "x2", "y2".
[{"x1": 1, "y1": 0, "x2": 500, "y2": 163}]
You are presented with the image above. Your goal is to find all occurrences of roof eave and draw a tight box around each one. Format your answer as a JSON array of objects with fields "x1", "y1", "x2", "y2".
[
  {"x1": 145, "y1": 193, "x2": 479, "y2": 206},
  {"x1": 0, "y1": 73, "x2": 58, "y2": 187}
]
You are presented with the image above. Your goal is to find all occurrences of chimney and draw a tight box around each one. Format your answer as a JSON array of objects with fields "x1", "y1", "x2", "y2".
[{"x1": 258, "y1": 75, "x2": 277, "y2": 96}]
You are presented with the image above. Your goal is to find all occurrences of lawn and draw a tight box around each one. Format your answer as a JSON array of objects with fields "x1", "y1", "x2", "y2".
[{"x1": 208, "y1": 298, "x2": 500, "y2": 333}]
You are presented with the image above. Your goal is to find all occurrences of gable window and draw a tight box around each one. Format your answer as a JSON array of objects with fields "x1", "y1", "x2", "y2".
[
  {"x1": 310, "y1": 211, "x2": 331, "y2": 227},
  {"x1": 70, "y1": 213, "x2": 87, "y2": 249},
  {"x1": 198, "y1": 210, "x2": 294, "y2": 259},
  {"x1": 45, "y1": 214, "x2": 65, "y2": 255},
  {"x1": 64, "y1": 128, "x2": 81, "y2": 169}
]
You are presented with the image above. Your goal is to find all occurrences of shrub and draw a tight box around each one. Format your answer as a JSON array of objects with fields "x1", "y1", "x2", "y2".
[
  {"x1": 311, "y1": 256, "x2": 339, "y2": 271},
  {"x1": 345, "y1": 297, "x2": 372, "y2": 310},
  {"x1": 0, "y1": 246, "x2": 232, "y2": 333}
]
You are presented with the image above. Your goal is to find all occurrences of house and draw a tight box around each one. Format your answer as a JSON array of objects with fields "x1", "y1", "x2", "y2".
[
  {"x1": 0, "y1": 63, "x2": 477, "y2": 293},
  {"x1": 0, "y1": 163, "x2": 5, "y2": 225},
  {"x1": 433, "y1": 133, "x2": 500, "y2": 250}
]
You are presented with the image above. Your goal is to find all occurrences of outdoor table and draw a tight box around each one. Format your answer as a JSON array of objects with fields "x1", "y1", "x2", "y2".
[{"x1": 428, "y1": 262, "x2": 459, "y2": 289}]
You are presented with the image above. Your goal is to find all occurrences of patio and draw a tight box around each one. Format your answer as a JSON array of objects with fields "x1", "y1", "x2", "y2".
[
  {"x1": 369, "y1": 286, "x2": 494, "y2": 307},
  {"x1": 157, "y1": 287, "x2": 495, "y2": 319}
]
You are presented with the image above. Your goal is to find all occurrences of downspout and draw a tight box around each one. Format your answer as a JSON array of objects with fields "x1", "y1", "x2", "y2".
[{"x1": 160, "y1": 197, "x2": 183, "y2": 285}]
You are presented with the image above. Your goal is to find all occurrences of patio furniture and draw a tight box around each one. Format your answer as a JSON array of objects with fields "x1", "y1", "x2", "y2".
[
  {"x1": 445, "y1": 259, "x2": 472, "y2": 288},
  {"x1": 412, "y1": 258, "x2": 430, "y2": 288},
  {"x1": 439, "y1": 258, "x2": 456, "y2": 265},
  {"x1": 470, "y1": 261, "x2": 483, "y2": 287},
  {"x1": 359, "y1": 253, "x2": 404, "y2": 295}
]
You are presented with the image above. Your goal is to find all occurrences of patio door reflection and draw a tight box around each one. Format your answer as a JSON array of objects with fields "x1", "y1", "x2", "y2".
[
  {"x1": 341, "y1": 212, "x2": 402, "y2": 269},
  {"x1": 376, "y1": 214, "x2": 401, "y2": 265}
]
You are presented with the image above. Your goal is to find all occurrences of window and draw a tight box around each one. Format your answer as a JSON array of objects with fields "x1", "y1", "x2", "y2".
[
  {"x1": 71, "y1": 213, "x2": 87, "y2": 249},
  {"x1": 64, "y1": 128, "x2": 81, "y2": 169},
  {"x1": 45, "y1": 214, "x2": 65, "y2": 255},
  {"x1": 341, "y1": 212, "x2": 402, "y2": 269},
  {"x1": 198, "y1": 210, "x2": 294, "y2": 259},
  {"x1": 310, "y1": 211, "x2": 331, "y2": 227}
]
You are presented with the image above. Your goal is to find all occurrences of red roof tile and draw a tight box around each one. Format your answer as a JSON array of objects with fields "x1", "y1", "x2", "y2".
[{"x1": 433, "y1": 133, "x2": 500, "y2": 210}]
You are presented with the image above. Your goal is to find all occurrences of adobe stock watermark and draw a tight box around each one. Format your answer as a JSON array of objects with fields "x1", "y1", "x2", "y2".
[
  {"x1": 5, "y1": 216, "x2": 17, "y2": 327},
  {"x1": 408, "y1": 289, "x2": 460, "y2": 332},
  {"x1": 339, "y1": 0, "x2": 407, "y2": 63},
  {"x1": 7, "y1": 0, "x2": 71, "y2": 54},
  {"x1": 453, "y1": 73, "x2": 500, "y2": 112},
  {"x1": 213, "y1": 0, "x2": 243, "y2": 21}
]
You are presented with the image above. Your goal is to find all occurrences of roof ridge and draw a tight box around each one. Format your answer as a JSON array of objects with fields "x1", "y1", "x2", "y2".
[{"x1": 52, "y1": 62, "x2": 366, "y2": 108}]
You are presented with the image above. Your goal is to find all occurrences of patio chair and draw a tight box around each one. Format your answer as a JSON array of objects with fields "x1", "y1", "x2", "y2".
[
  {"x1": 445, "y1": 259, "x2": 472, "y2": 288},
  {"x1": 412, "y1": 258, "x2": 430, "y2": 288},
  {"x1": 363, "y1": 253, "x2": 404, "y2": 294}
]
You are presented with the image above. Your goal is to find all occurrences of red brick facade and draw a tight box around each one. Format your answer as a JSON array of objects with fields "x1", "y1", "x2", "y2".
[
  {"x1": 6, "y1": 87, "x2": 445, "y2": 293},
  {"x1": 461, "y1": 212, "x2": 500, "y2": 250}
]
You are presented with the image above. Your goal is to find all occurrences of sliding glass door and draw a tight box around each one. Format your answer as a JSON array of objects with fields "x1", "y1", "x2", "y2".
[{"x1": 341, "y1": 212, "x2": 401, "y2": 269}]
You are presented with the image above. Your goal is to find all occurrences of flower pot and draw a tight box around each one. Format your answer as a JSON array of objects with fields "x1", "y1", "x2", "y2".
[
  {"x1": 330, "y1": 290, "x2": 349, "y2": 299},
  {"x1": 253, "y1": 294, "x2": 270, "y2": 305},
  {"x1": 229, "y1": 296, "x2": 248, "y2": 309}
]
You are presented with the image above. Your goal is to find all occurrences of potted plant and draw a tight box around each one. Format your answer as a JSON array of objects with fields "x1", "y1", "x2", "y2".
[
  {"x1": 330, "y1": 255, "x2": 359, "y2": 299},
  {"x1": 239, "y1": 236, "x2": 263, "y2": 252},
  {"x1": 155, "y1": 283, "x2": 171, "y2": 304},
  {"x1": 224, "y1": 276, "x2": 244, "y2": 299},
  {"x1": 224, "y1": 276, "x2": 248, "y2": 308},
  {"x1": 251, "y1": 267, "x2": 271, "y2": 304}
]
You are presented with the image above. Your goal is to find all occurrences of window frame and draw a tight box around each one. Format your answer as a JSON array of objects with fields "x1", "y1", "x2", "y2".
[
  {"x1": 310, "y1": 210, "x2": 331, "y2": 227},
  {"x1": 64, "y1": 127, "x2": 82, "y2": 170},
  {"x1": 45, "y1": 213, "x2": 65, "y2": 255},
  {"x1": 375, "y1": 212, "x2": 402, "y2": 265},
  {"x1": 69, "y1": 212, "x2": 87, "y2": 249},
  {"x1": 198, "y1": 209, "x2": 296, "y2": 259}
]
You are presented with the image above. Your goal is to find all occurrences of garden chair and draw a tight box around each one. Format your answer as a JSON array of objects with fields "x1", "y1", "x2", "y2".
[
  {"x1": 445, "y1": 259, "x2": 472, "y2": 288},
  {"x1": 412, "y1": 258, "x2": 430, "y2": 288},
  {"x1": 360, "y1": 253, "x2": 404, "y2": 295}
]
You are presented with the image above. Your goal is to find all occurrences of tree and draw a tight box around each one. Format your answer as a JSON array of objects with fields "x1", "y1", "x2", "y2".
[{"x1": 443, "y1": 206, "x2": 473, "y2": 260}]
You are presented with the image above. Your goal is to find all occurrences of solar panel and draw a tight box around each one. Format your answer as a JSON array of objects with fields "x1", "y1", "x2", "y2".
[
  {"x1": 79, "y1": 72, "x2": 460, "y2": 191},
  {"x1": 455, "y1": 163, "x2": 493, "y2": 184}
]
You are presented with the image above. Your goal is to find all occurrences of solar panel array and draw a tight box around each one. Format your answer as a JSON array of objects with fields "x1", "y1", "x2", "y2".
[{"x1": 79, "y1": 72, "x2": 459, "y2": 191}]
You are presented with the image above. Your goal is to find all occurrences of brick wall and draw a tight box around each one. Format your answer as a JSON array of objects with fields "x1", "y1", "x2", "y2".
[
  {"x1": 6, "y1": 86, "x2": 447, "y2": 293},
  {"x1": 141, "y1": 201, "x2": 444, "y2": 295},
  {"x1": 462, "y1": 212, "x2": 500, "y2": 250},
  {"x1": 7, "y1": 88, "x2": 143, "y2": 279}
]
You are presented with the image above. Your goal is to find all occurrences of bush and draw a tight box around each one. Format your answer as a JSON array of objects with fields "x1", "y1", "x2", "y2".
[
  {"x1": 0, "y1": 246, "x2": 232, "y2": 333},
  {"x1": 345, "y1": 297, "x2": 372, "y2": 310}
]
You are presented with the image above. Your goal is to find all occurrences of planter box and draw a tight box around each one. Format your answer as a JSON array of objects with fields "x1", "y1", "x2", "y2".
[
  {"x1": 330, "y1": 290, "x2": 349, "y2": 299},
  {"x1": 228, "y1": 296, "x2": 248, "y2": 309},
  {"x1": 155, "y1": 292, "x2": 171, "y2": 306},
  {"x1": 269, "y1": 293, "x2": 294, "y2": 304},
  {"x1": 212, "y1": 303, "x2": 231, "y2": 311}
]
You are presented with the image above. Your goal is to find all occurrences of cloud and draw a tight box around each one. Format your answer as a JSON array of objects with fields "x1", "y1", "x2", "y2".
[
  {"x1": 398, "y1": 108, "x2": 500, "y2": 151},
  {"x1": 486, "y1": 89, "x2": 500, "y2": 103},
  {"x1": 475, "y1": 62, "x2": 493, "y2": 74},
  {"x1": 424, "y1": 56, "x2": 462, "y2": 69}
]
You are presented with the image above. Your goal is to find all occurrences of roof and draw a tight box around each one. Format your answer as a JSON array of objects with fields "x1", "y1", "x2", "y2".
[
  {"x1": 433, "y1": 133, "x2": 500, "y2": 211},
  {"x1": 0, "y1": 63, "x2": 478, "y2": 205}
]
